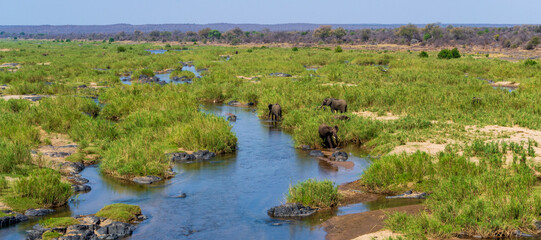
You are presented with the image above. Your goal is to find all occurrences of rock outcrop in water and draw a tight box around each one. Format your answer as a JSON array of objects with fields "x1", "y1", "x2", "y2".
[
  {"x1": 24, "y1": 209, "x2": 55, "y2": 217},
  {"x1": 25, "y1": 214, "x2": 146, "y2": 240},
  {"x1": 267, "y1": 203, "x2": 317, "y2": 218},
  {"x1": 309, "y1": 150, "x2": 324, "y2": 157},
  {"x1": 169, "y1": 150, "x2": 216, "y2": 162},
  {"x1": 331, "y1": 151, "x2": 348, "y2": 161},
  {"x1": 132, "y1": 176, "x2": 162, "y2": 184},
  {"x1": 0, "y1": 211, "x2": 28, "y2": 228},
  {"x1": 138, "y1": 74, "x2": 166, "y2": 85},
  {"x1": 386, "y1": 190, "x2": 428, "y2": 199}
]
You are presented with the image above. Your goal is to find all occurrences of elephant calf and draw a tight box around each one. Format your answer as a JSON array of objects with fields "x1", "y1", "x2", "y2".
[
  {"x1": 319, "y1": 124, "x2": 339, "y2": 149},
  {"x1": 321, "y1": 98, "x2": 347, "y2": 113},
  {"x1": 268, "y1": 103, "x2": 282, "y2": 121}
]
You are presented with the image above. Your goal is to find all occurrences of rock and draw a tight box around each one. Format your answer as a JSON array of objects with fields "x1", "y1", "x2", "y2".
[
  {"x1": 72, "y1": 184, "x2": 92, "y2": 192},
  {"x1": 227, "y1": 100, "x2": 242, "y2": 106},
  {"x1": 24, "y1": 208, "x2": 54, "y2": 217},
  {"x1": 139, "y1": 74, "x2": 166, "y2": 85},
  {"x1": 309, "y1": 150, "x2": 324, "y2": 157},
  {"x1": 169, "y1": 152, "x2": 195, "y2": 162},
  {"x1": 58, "y1": 145, "x2": 78, "y2": 149},
  {"x1": 333, "y1": 115, "x2": 350, "y2": 121},
  {"x1": 67, "y1": 176, "x2": 89, "y2": 185},
  {"x1": 177, "y1": 193, "x2": 187, "y2": 198},
  {"x1": 226, "y1": 114, "x2": 237, "y2": 121},
  {"x1": 80, "y1": 216, "x2": 101, "y2": 226},
  {"x1": 59, "y1": 162, "x2": 85, "y2": 175},
  {"x1": 26, "y1": 229, "x2": 47, "y2": 240},
  {"x1": 0, "y1": 211, "x2": 28, "y2": 228},
  {"x1": 514, "y1": 230, "x2": 535, "y2": 238},
  {"x1": 23, "y1": 96, "x2": 44, "y2": 102},
  {"x1": 95, "y1": 221, "x2": 136, "y2": 240},
  {"x1": 193, "y1": 150, "x2": 216, "y2": 160},
  {"x1": 386, "y1": 191, "x2": 428, "y2": 199},
  {"x1": 536, "y1": 220, "x2": 541, "y2": 230},
  {"x1": 78, "y1": 85, "x2": 88, "y2": 89},
  {"x1": 267, "y1": 203, "x2": 317, "y2": 218},
  {"x1": 247, "y1": 102, "x2": 255, "y2": 106},
  {"x1": 269, "y1": 72, "x2": 292, "y2": 77},
  {"x1": 300, "y1": 145, "x2": 312, "y2": 150},
  {"x1": 132, "y1": 176, "x2": 162, "y2": 184},
  {"x1": 331, "y1": 151, "x2": 348, "y2": 161},
  {"x1": 46, "y1": 152, "x2": 72, "y2": 158}
]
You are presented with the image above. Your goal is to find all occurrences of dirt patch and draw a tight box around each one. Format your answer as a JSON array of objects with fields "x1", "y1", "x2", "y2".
[
  {"x1": 338, "y1": 180, "x2": 380, "y2": 206},
  {"x1": 32, "y1": 128, "x2": 78, "y2": 167},
  {"x1": 490, "y1": 81, "x2": 519, "y2": 88},
  {"x1": 89, "y1": 82, "x2": 107, "y2": 89},
  {"x1": 0, "y1": 49, "x2": 12, "y2": 52},
  {"x1": 236, "y1": 75, "x2": 261, "y2": 80},
  {"x1": 0, "y1": 95, "x2": 51, "y2": 102},
  {"x1": 351, "y1": 230, "x2": 403, "y2": 240},
  {"x1": 322, "y1": 204, "x2": 425, "y2": 240},
  {"x1": 389, "y1": 142, "x2": 447, "y2": 155},
  {"x1": 353, "y1": 110, "x2": 402, "y2": 121}
]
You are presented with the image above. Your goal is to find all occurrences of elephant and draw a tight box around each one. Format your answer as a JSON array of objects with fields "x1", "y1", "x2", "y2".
[
  {"x1": 268, "y1": 104, "x2": 282, "y2": 121},
  {"x1": 319, "y1": 124, "x2": 339, "y2": 149},
  {"x1": 321, "y1": 98, "x2": 347, "y2": 113}
]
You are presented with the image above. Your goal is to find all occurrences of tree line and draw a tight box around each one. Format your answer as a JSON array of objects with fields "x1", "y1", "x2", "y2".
[{"x1": 2, "y1": 24, "x2": 541, "y2": 50}]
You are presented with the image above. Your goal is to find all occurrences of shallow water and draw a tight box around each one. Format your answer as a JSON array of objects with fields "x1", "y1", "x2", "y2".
[
  {"x1": 0, "y1": 104, "x2": 410, "y2": 240},
  {"x1": 146, "y1": 49, "x2": 167, "y2": 54},
  {"x1": 120, "y1": 66, "x2": 202, "y2": 85}
]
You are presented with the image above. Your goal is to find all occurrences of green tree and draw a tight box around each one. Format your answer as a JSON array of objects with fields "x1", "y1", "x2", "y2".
[
  {"x1": 208, "y1": 30, "x2": 221, "y2": 40},
  {"x1": 313, "y1": 25, "x2": 332, "y2": 40},
  {"x1": 333, "y1": 27, "x2": 347, "y2": 40},
  {"x1": 108, "y1": 37, "x2": 114, "y2": 43},
  {"x1": 198, "y1": 28, "x2": 211, "y2": 39},
  {"x1": 396, "y1": 24, "x2": 419, "y2": 41}
]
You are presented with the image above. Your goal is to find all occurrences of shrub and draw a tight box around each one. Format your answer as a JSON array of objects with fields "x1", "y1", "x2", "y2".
[
  {"x1": 292, "y1": 47, "x2": 298, "y2": 51},
  {"x1": 12, "y1": 169, "x2": 72, "y2": 207},
  {"x1": 287, "y1": 179, "x2": 340, "y2": 208},
  {"x1": 334, "y1": 46, "x2": 343, "y2": 53},
  {"x1": 117, "y1": 46, "x2": 126, "y2": 52},
  {"x1": 438, "y1": 48, "x2": 460, "y2": 59},
  {"x1": 95, "y1": 203, "x2": 142, "y2": 223},
  {"x1": 525, "y1": 36, "x2": 540, "y2": 50},
  {"x1": 524, "y1": 59, "x2": 538, "y2": 66},
  {"x1": 418, "y1": 51, "x2": 429, "y2": 58}
]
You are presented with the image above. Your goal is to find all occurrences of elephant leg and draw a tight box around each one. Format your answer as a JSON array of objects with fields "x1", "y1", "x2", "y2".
[{"x1": 327, "y1": 136, "x2": 334, "y2": 148}]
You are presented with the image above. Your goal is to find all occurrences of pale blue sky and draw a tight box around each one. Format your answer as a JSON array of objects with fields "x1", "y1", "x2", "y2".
[{"x1": 2, "y1": 0, "x2": 540, "y2": 25}]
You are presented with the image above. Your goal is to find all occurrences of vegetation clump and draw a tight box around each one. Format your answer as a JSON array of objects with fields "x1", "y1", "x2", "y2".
[
  {"x1": 95, "y1": 203, "x2": 142, "y2": 223},
  {"x1": 12, "y1": 169, "x2": 72, "y2": 207},
  {"x1": 286, "y1": 179, "x2": 340, "y2": 208},
  {"x1": 170, "y1": 70, "x2": 195, "y2": 79},
  {"x1": 437, "y1": 48, "x2": 461, "y2": 59},
  {"x1": 40, "y1": 217, "x2": 80, "y2": 228},
  {"x1": 418, "y1": 51, "x2": 428, "y2": 58}
]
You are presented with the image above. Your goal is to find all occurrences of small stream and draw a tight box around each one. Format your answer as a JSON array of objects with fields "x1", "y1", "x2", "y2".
[{"x1": 0, "y1": 104, "x2": 415, "y2": 239}]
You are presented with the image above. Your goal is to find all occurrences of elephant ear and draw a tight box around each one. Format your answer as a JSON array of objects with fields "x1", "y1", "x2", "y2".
[
  {"x1": 334, "y1": 125, "x2": 339, "y2": 132},
  {"x1": 268, "y1": 104, "x2": 273, "y2": 111}
]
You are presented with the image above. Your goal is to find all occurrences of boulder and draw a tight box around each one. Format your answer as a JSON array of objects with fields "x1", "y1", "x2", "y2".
[
  {"x1": 176, "y1": 193, "x2": 187, "y2": 198},
  {"x1": 300, "y1": 145, "x2": 312, "y2": 150},
  {"x1": 139, "y1": 74, "x2": 166, "y2": 85},
  {"x1": 132, "y1": 176, "x2": 162, "y2": 184},
  {"x1": 0, "y1": 211, "x2": 28, "y2": 228},
  {"x1": 59, "y1": 162, "x2": 85, "y2": 175},
  {"x1": 226, "y1": 114, "x2": 237, "y2": 121},
  {"x1": 72, "y1": 184, "x2": 92, "y2": 192},
  {"x1": 309, "y1": 150, "x2": 324, "y2": 157},
  {"x1": 386, "y1": 190, "x2": 428, "y2": 199},
  {"x1": 227, "y1": 100, "x2": 242, "y2": 106},
  {"x1": 95, "y1": 221, "x2": 136, "y2": 240},
  {"x1": 331, "y1": 151, "x2": 348, "y2": 161},
  {"x1": 267, "y1": 203, "x2": 317, "y2": 218},
  {"x1": 67, "y1": 176, "x2": 89, "y2": 185},
  {"x1": 24, "y1": 208, "x2": 54, "y2": 217},
  {"x1": 46, "y1": 152, "x2": 71, "y2": 158},
  {"x1": 169, "y1": 152, "x2": 195, "y2": 162},
  {"x1": 193, "y1": 150, "x2": 216, "y2": 160}
]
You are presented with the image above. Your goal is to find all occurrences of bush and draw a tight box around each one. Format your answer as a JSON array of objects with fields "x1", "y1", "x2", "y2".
[
  {"x1": 418, "y1": 51, "x2": 429, "y2": 58},
  {"x1": 95, "y1": 203, "x2": 142, "y2": 223},
  {"x1": 170, "y1": 70, "x2": 196, "y2": 79},
  {"x1": 438, "y1": 48, "x2": 460, "y2": 59},
  {"x1": 334, "y1": 46, "x2": 343, "y2": 53},
  {"x1": 524, "y1": 59, "x2": 538, "y2": 66},
  {"x1": 12, "y1": 169, "x2": 72, "y2": 207},
  {"x1": 117, "y1": 46, "x2": 126, "y2": 52},
  {"x1": 292, "y1": 47, "x2": 298, "y2": 51},
  {"x1": 287, "y1": 179, "x2": 340, "y2": 208},
  {"x1": 525, "y1": 36, "x2": 540, "y2": 50}
]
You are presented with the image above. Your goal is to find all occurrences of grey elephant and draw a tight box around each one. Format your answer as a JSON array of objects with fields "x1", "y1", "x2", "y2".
[
  {"x1": 268, "y1": 104, "x2": 282, "y2": 121},
  {"x1": 319, "y1": 124, "x2": 339, "y2": 148},
  {"x1": 321, "y1": 98, "x2": 347, "y2": 113}
]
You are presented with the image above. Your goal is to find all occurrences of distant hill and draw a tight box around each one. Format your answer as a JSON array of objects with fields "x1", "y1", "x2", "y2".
[{"x1": 0, "y1": 23, "x2": 521, "y2": 34}]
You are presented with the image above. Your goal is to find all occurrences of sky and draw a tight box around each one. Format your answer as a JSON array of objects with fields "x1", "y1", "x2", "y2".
[{"x1": 2, "y1": 0, "x2": 540, "y2": 25}]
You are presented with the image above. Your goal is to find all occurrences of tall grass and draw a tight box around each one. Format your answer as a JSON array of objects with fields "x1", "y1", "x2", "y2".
[
  {"x1": 11, "y1": 169, "x2": 72, "y2": 207},
  {"x1": 286, "y1": 179, "x2": 340, "y2": 208}
]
